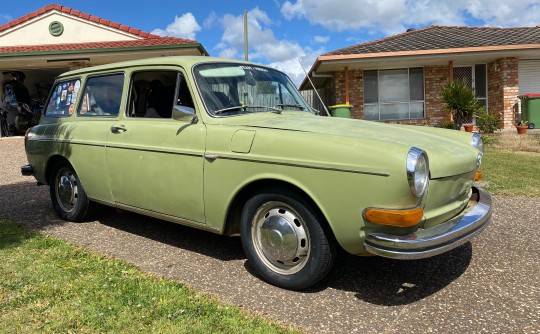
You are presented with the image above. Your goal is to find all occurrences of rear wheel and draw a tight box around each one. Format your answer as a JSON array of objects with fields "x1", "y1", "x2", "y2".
[
  {"x1": 49, "y1": 162, "x2": 93, "y2": 221},
  {"x1": 240, "y1": 190, "x2": 337, "y2": 290}
]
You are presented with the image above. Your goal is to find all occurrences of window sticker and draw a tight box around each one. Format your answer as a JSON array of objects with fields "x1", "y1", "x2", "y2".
[{"x1": 44, "y1": 78, "x2": 82, "y2": 117}]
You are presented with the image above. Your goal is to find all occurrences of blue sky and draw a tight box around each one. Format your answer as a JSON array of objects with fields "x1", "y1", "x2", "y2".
[{"x1": 2, "y1": 1, "x2": 540, "y2": 85}]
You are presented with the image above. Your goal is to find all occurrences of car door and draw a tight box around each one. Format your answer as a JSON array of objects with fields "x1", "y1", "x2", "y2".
[{"x1": 106, "y1": 68, "x2": 206, "y2": 223}]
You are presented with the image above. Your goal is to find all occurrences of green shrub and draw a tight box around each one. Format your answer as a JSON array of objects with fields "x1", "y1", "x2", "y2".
[
  {"x1": 475, "y1": 107, "x2": 500, "y2": 134},
  {"x1": 440, "y1": 119, "x2": 455, "y2": 129},
  {"x1": 481, "y1": 134, "x2": 498, "y2": 145},
  {"x1": 441, "y1": 80, "x2": 480, "y2": 130}
]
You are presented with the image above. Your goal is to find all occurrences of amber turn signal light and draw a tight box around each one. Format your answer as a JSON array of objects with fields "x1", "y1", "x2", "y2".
[
  {"x1": 474, "y1": 171, "x2": 483, "y2": 181},
  {"x1": 364, "y1": 207, "x2": 424, "y2": 227}
]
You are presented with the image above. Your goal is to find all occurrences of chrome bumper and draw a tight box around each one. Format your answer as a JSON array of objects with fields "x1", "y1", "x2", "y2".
[
  {"x1": 364, "y1": 187, "x2": 492, "y2": 260},
  {"x1": 21, "y1": 165, "x2": 34, "y2": 176}
]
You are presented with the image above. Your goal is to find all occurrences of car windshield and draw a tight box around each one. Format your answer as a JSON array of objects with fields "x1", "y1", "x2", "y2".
[{"x1": 193, "y1": 63, "x2": 311, "y2": 116}]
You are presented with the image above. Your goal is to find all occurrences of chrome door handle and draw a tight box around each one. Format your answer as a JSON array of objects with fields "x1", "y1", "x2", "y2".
[
  {"x1": 111, "y1": 125, "x2": 127, "y2": 133},
  {"x1": 204, "y1": 153, "x2": 218, "y2": 160}
]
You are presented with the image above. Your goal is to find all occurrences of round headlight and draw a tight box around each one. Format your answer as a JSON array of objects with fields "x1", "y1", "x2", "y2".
[
  {"x1": 471, "y1": 133, "x2": 484, "y2": 153},
  {"x1": 406, "y1": 147, "x2": 429, "y2": 198}
]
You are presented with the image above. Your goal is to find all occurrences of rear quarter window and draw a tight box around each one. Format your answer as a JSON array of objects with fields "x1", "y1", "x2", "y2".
[{"x1": 43, "y1": 78, "x2": 82, "y2": 117}]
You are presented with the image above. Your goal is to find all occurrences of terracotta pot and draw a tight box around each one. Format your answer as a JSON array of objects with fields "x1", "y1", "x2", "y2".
[
  {"x1": 463, "y1": 124, "x2": 474, "y2": 132},
  {"x1": 516, "y1": 125, "x2": 528, "y2": 135}
]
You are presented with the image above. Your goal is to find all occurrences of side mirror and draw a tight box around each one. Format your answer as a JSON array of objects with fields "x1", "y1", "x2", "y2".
[{"x1": 172, "y1": 105, "x2": 195, "y2": 121}]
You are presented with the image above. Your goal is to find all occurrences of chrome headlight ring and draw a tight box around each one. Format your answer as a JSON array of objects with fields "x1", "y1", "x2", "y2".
[
  {"x1": 471, "y1": 133, "x2": 484, "y2": 167},
  {"x1": 406, "y1": 147, "x2": 429, "y2": 198},
  {"x1": 471, "y1": 133, "x2": 484, "y2": 154}
]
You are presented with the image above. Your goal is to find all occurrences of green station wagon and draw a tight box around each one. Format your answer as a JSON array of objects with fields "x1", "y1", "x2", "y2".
[{"x1": 22, "y1": 56, "x2": 492, "y2": 290}]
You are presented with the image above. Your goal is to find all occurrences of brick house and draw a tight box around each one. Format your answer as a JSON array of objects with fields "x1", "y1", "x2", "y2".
[{"x1": 300, "y1": 26, "x2": 540, "y2": 129}]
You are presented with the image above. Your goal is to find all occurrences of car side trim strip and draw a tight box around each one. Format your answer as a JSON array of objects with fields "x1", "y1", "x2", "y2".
[
  {"x1": 217, "y1": 155, "x2": 390, "y2": 177},
  {"x1": 34, "y1": 139, "x2": 202, "y2": 158},
  {"x1": 33, "y1": 138, "x2": 390, "y2": 176}
]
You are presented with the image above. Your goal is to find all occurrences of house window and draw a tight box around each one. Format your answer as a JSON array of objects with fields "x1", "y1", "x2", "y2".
[{"x1": 363, "y1": 68, "x2": 424, "y2": 121}]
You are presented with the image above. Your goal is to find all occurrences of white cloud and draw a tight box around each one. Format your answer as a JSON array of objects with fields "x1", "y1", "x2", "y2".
[
  {"x1": 281, "y1": 0, "x2": 540, "y2": 34},
  {"x1": 214, "y1": 7, "x2": 323, "y2": 86},
  {"x1": 151, "y1": 13, "x2": 201, "y2": 40},
  {"x1": 281, "y1": 0, "x2": 306, "y2": 20},
  {"x1": 268, "y1": 48, "x2": 325, "y2": 87},
  {"x1": 203, "y1": 11, "x2": 218, "y2": 29},
  {"x1": 313, "y1": 35, "x2": 330, "y2": 43},
  {"x1": 218, "y1": 47, "x2": 239, "y2": 59},
  {"x1": 0, "y1": 14, "x2": 12, "y2": 22},
  {"x1": 466, "y1": 0, "x2": 540, "y2": 26}
]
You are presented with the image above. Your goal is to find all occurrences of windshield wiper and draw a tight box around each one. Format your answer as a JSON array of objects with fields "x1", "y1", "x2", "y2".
[
  {"x1": 214, "y1": 104, "x2": 282, "y2": 115},
  {"x1": 275, "y1": 103, "x2": 306, "y2": 110}
]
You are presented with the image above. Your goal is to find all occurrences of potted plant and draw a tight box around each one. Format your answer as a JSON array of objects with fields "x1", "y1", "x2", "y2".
[
  {"x1": 516, "y1": 120, "x2": 528, "y2": 135},
  {"x1": 463, "y1": 124, "x2": 474, "y2": 132},
  {"x1": 441, "y1": 79, "x2": 480, "y2": 131}
]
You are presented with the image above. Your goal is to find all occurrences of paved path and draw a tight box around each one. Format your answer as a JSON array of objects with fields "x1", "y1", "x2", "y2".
[{"x1": 1, "y1": 137, "x2": 539, "y2": 334}]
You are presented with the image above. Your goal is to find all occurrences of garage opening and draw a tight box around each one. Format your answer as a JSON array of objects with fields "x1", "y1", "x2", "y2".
[{"x1": 1, "y1": 67, "x2": 67, "y2": 137}]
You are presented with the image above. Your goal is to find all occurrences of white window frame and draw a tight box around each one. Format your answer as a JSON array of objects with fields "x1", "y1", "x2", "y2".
[{"x1": 363, "y1": 67, "x2": 425, "y2": 121}]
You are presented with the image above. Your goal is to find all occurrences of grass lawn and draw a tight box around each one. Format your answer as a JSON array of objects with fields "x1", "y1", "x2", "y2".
[
  {"x1": 0, "y1": 219, "x2": 299, "y2": 334},
  {"x1": 479, "y1": 131, "x2": 540, "y2": 197}
]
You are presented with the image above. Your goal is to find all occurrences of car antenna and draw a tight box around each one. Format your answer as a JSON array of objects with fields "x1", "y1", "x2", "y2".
[{"x1": 298, "y1": 59, "x2": 330, "y2": 116}]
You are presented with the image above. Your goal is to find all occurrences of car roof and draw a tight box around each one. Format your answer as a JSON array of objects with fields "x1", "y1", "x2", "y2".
[{"x1": 57, "y1": 56, "x2": 259, "y2": 79}]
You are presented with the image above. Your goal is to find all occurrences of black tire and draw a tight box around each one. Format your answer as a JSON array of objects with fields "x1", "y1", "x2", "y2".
[
  {"x1": 240, "y1": 189, "x2": 337, "y2": 290},
  {"x1": 528, "y1": 123, "x2": 535, "y2": 129},
  {"x1": 49, "y1": 161, "x2": 93, "y2": 221}
]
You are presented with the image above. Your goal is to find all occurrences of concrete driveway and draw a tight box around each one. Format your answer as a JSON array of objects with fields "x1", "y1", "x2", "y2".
[{"x1": 1, "y1": 137, "x2": 539, "y2": 334}]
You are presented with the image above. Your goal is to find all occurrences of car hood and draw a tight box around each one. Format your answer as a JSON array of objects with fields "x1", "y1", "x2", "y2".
[{"x1": 229, "y1": 113, "x2": 480, "y2": 178}]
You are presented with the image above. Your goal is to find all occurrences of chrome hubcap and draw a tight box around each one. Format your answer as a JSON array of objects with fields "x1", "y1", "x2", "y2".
[
  {"x1": 56, "y1": 168, "x2": 78, "y2": 212},
  {"x1": 253, "y1": 201, "x2": 310, "y2": 275}
]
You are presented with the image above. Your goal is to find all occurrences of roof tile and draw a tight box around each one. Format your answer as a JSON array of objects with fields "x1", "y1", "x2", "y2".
[
  {"x1": 326, "y1": 26, "x2": 540, "y2": 56},
  {"x1": 0, "y1": 3, "x2": 167, "y2": 40},
  {"x1": 88, "y1": 15, "x2": 100, "y2": 23},
  {"x1": 0, "y1": 37, "x2": 198, "y2": 54}
]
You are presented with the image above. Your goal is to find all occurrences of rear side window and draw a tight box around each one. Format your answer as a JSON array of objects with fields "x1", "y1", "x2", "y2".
[
  {"x1": 78, "y1": 73, "x2": 124, "y2": 117},
  {"x1": 44, "y1": 78, "x2": 82, "y2": 117}
]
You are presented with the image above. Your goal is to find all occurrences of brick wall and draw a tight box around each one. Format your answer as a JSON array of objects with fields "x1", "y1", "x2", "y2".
[
  {"x1": 488, "y1": 58, "x2": 519, "y2": 129},
  {"x1": 332, "y1": 60, "x2": 516, "y2": 129}
]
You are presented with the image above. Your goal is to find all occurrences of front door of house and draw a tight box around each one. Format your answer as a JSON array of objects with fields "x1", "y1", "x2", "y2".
[{"x1": 453, "y1": 65, "x2": 488, "y2": 123}]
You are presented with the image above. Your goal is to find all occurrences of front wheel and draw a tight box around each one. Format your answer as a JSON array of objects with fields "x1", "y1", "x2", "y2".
[
  {"x1": 240, "y1": 190, "x2": 337, "y2": 290},
  {"x1": 49, "y1": 162, "x2": 93, "y2": 221}
]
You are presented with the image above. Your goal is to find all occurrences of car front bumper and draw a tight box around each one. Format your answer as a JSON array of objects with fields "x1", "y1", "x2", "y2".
[{"x1": 364, "y1": 187, "x2": 492, "y2": 259}]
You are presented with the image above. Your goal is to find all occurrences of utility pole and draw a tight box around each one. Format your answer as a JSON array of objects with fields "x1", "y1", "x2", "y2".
[{"x1": 244, "y1": 10, "x2": 248, "y2": 61}]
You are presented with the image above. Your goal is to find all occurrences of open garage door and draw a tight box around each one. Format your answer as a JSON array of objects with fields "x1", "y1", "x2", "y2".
[{"x1": 1, "y1": 67, "x2": 68, "y2": 136}]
